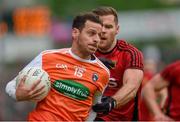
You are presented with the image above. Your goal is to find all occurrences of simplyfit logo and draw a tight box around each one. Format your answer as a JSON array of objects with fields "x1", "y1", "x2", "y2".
[{"x1": 53, "y1": 80, "x2": 90, "y2": 100}]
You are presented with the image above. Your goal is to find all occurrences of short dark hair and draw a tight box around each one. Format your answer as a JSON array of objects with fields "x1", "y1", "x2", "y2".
[
  {"x1": 72, "y1": 12, "x2": 102, "y2": 31},
  {"x1": 92, "y1": 6, "x2": 118, "y2": 24}
]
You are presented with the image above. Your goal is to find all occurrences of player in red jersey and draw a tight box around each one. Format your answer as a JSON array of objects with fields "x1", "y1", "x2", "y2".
[
  {"x1": 92, "y1": 7, "x2": 144, "y2": 121},
  {"x1": 142, "y1": 60, "x2": 180, "y2": 121},
  {"x1": 5, "y1": 12, "x2": 110, "y2": 121},
  {"x1": 139, "y1": 59, "x2": 168, "y2": 121}
]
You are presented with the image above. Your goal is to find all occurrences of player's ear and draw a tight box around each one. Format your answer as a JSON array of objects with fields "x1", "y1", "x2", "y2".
[
  {"x1": 116, "y1": 25, "x2": 120, "y2": 35},
  {"x1": 72, "y1": 28, "x2": 80, "y2": 39}
]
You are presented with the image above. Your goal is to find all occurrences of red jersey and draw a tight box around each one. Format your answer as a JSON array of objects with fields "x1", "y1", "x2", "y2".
[
  {"x1": 95, "y1": 40, "x2": 143, "y2": 121},
  {"x1": 161, "y1": 60, "x2": 180, "y2": 120}
]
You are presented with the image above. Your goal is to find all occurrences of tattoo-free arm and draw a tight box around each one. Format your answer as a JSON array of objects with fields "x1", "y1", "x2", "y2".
[
  {"x1": 142, "y1": 74, "x2": 173, "y2": 121},
  {"x1": 112, "y1": 69, "x2": 143, "y2": 108}
]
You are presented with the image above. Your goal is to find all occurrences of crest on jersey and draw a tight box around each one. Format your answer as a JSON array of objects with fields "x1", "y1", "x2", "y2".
[{"x1": 92, "y1": 73, "x2": 98, "y2": 82}]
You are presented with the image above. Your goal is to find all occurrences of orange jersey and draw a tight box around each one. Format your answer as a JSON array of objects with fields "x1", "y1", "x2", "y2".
[{"x1": 27, "y1": 48, "x2": 109, "y2": 121}]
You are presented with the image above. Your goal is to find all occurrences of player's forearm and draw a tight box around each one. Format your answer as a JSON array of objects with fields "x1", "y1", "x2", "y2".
[
  {"x1": 142, "y1": 82, "x2": 162, "y2": 116},
  {"x1": 158, "y1": 88, "x2": 168, "y2": 109},
  {"x1": 113, "y1": 69, "x2": 143, "y2": 108},
  {"x1": 112, "y1": 83, "x2": 139, "y2": 108},
  {"x1": 5, "y1": 79, "x2": 17, "y2": 100}
]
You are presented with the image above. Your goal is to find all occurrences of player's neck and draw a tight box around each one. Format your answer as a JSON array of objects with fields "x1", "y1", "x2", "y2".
[
  {"x1": 71, "y1": 47, "x2": 91, "y2": 60},
  {"x1": 99, "y1": 39, "x2": 117, "y2": 53}
]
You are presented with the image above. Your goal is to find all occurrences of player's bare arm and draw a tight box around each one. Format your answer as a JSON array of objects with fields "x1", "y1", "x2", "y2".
[
  {"x1": 112, "y1": 69, "x2": 143, "y2": 108},
  {"x1": 142, "y1": 74, "x2": 173, "y2": 121},
  {"x1": 158, "y1": 88, "x2": 168, "y2": 109}
]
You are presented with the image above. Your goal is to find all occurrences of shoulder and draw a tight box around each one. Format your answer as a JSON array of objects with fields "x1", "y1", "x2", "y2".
[
  {"x1": 42, "y1": 48, "x2": 70, "y2": 56},
  {"x1": 117, "y1": 39, "x2": 144, "y2": 69},
  {"x1": 167, "y1": 60, "x2": 180, "y2": 68},
  {"x1": 116, "y1": 39, "x2": 143, "y2": 58},
  {"x1": 162, "y1": 60, "x2": 180, "y2": 74},
  {"x1": 117, "y1": 39, "x2": 141, "y2": 53},
  {"x1": 160, "y1": 61, "x2": 180, "y2": 82}
]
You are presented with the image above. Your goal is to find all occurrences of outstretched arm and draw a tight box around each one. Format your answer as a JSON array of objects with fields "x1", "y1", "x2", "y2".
[
  {"x1": 142, "y1": 74, "x2": 173, "y2": 121},
  {"x1": 92, "y1": 69, "x2": 143, "y2": 115}
]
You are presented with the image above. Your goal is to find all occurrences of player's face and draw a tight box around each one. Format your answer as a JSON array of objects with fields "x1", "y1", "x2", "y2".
[
  {"x1": 73, "y1": 20, "x2": 102, "y2": 58},
  {"x1": 98, "y1": 15, "x2": 119, "y2": 51}
]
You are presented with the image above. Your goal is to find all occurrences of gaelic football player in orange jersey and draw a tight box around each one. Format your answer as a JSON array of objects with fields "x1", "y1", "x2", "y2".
[{"x1": 5, "y1": 12, "x2": 110, "y2": 121}]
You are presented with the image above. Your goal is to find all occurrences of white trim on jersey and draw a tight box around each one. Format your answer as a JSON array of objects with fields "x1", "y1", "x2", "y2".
[
  {"x1": 24, "y1": 52, "x2": 42, "y2": 69},
  {"x1": 69, "y1": 48, "x2": 97, "y2": 63},
  {"x1": 42, "y1": 48, "x2": 69, "y2": 55}
]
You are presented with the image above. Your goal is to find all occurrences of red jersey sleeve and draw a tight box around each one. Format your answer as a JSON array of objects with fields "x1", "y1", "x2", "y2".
[
  {"x1": 160, "y1": 61, "x2": 180, "y2": 82},
  {"x1": 117, "y1": 40, "x2": 144, "y2": 70}
]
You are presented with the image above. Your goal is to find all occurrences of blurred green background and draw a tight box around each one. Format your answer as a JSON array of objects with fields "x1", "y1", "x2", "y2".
[
  {"x1": 45, "y1": 0, "x2": 180, "y2": 19},
  {"x1": 0, "y1": 0, "x2": 180, "y2": 120}
]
